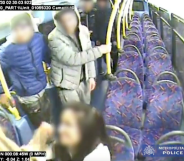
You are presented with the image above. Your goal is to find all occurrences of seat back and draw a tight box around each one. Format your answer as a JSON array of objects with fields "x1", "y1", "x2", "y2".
[
  {"x1": 124, "y1": 39, "x2": 143, "y2": 54},
  {"x1": 146, "y1": 39, "x2": 165, "y2": 54},
  {"x1": 103, "y1": 77, "x2": 143, "y2": 129},
  {"x1": 0, "y1": 107, "x2": 20, "y2": 145},
  {"x1": 117, "y1": 52, "x2": 144, "y2": 85},
  {"x1": 145, "y1": 53, "x2": 173, "y2": 87},
  {"x1": 144, "y1": 81, "x2": 183, "y2": 130}
]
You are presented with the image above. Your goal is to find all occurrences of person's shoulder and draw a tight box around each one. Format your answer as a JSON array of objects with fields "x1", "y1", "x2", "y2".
[
  {"x1": 80, "y1": 25, "x2": 90, "y2": 35},
  {"x1": 84, "y1": 143, "x2": 111, "y2": 161},
  {"x1": 48, "y1": 28, "x2": 60, "y2": 40}
]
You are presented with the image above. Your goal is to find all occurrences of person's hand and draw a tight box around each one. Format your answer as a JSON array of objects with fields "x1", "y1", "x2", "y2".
[
  {"x1": 89, "y1": 31, "x2": 93, "y2": 34},
  {"x1": 99, "y1": 43, "x2": 112, "y2": 54},
  {"x1": 39, "y1": 122, "x2": 54, "y2": 139},
  {"x1": 89, "y1": 78, "x2": 96, "y2": 91},
  {"x1": 0, "y1": 94, "x2": 10, "y2": 107},
  {"x1": 96, "y1": 40, "x2": 101, "y2": 46}
]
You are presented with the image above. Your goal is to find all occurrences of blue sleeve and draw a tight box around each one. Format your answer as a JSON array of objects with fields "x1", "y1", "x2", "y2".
[
  {"x1": 42, "y1": 35, "x2": 51, "y2": 64},
  {"x1": 0, "y1": 46, "x2": 9, "y2": 70}
]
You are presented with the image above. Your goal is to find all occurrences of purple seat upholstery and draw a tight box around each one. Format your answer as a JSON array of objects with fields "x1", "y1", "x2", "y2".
[
  {"x1": 140, "y1": 81, "x2": 183, "y2": 160},
  {"x1": 103, "y1": 77, "x2": 143, "y2": 155},
  {"x1": 124, "y1": 39, "x2": 143, "y2": 54},
  {"x1": 0, "y1": 111, "x2": 19, "y2": 145},
  {"x1": 117, "y1": 51, "x2": 144, "y2": 86},
  {"x1": 145, "y1": 53, "x2": 173, "y2": 88},
  {"x1": 146, "y1": 39, "x2": 165, "y2": 54}
]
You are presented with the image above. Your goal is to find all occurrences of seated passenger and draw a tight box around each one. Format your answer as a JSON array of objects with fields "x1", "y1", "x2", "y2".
[
  {"x1": 49, "y1": 2, "x2": 111, "y2": 104},
  {"x1": 0, "y1": 102, "x2": 111, "y2": 161},
  {"x1": 94, "y1": 0, "x2": 117, "y2": 74},
  {"x1": 0, "y1": 13, "x2": 51, "y2": 127},
  {"x1": 79, "y1": 0, "x2": 96, "y2": 41}
]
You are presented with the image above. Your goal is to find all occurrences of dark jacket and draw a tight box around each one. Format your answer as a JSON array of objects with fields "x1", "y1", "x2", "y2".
[
  {"x1": 0, "y1": 33, "x2": 51, "y2": 97},
  {"x1": 79, "y1": 8, "x2": 96, "y2": 40},
  {"x1": 93, "y1": 7, "x2": 116, "y2": 44}
]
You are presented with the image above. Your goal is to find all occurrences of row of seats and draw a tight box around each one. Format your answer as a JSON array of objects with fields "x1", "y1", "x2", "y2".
[{"x1": 103, "y1": 13, "x2": 184, "y2": 161}]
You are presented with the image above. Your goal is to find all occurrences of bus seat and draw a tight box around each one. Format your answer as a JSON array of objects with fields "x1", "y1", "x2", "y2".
[
  {"x1": 103, "y1": 76, "x2": 143, "y2": 155},
  {"x1": 0, "y1": 107, "x2": 20, "y2": 145},
  {"x1": 145, "y1": 53, "x2": 173, "y2": 88},
  {"x1": 124, "y1": 39, "x2": 143, "y2": 55},
  {"x1": 0, "y1": 106, "x2": 33, "y2": 146},
  {"x1": 107, "y1": 125, "x2": 134, "y2": 161},
  {"x1": 140, "y1": 81, "x2": 183, "y2": 155},
  {"x1": 146, "y1": 39, "x2": 165, "y2": 54},
  {"x1": 117, "y1": 51, "x2": 144, "y2": 86}
]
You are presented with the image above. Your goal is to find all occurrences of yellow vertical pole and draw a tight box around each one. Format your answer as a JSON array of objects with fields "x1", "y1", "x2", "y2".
[
  {"x1": 106, "y1": 0, "x2": 121, "y2": 74},
  {"x1": 0, "y1": 65, "x2": 20, "y2": 120}
]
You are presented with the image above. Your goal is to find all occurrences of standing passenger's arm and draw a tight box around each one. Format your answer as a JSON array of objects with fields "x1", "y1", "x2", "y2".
[{"x1": 49, "y1": 37, "x2": 103, "y2": 66}]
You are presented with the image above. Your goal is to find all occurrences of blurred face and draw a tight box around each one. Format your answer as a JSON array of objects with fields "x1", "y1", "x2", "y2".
[
  {"x1": 12, "y1": 22, "x2": 34, "y2": 43},
  {"x1": 82, "y1": 1, "x2": 94, "y2": 12},
  {"x1": 58, "y1": 109, "x2": 82, "y2": 148},
  {"x1": 60, "y1": 11, "x2": 78, "y2": 34},
  {"x1": 97, "y1": 0, "x2": 108, "y2": 8}
]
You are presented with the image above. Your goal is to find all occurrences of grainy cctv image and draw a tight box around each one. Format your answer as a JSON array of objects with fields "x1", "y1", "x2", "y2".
[{"x1": 0, "y1": 0, "x2": 183, "y2": 161}]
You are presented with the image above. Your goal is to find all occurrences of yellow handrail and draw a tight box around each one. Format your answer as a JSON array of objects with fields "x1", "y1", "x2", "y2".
[
  {"x1": 117, "y1": 0, "x2": 129, "y2": 48},
  {"x1": 106, "y1": 0, "x2": 121, "y2": 74},
  {"x1": 0, "y1": 65, "x2": 21, "y2": 120},
  {"x1": 129, "y1": 0, "x2": 134, "y2": 21},
  {"x1": 42, "y1": 62, "x2": 51, "y2": 85},
  {"x1": 122, "y1": 0, "x2": 131, "y2": 37}
]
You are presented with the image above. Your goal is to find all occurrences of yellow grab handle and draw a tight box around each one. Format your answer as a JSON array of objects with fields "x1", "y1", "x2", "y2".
[
  {"x1": 126, "y1": 15, "x2": 129, "y2": 29},
  {"x1": 42, "y1": 62, "x2": 51, "y2": 85},
  {"x1": 0, "y1": 65, "x2": 20, "y2": 120},
  {"x1": 117, "y1": 0, "x2": 129, "y2": 49},
  {"x1": 121, "y1": 0, "x2": 130, "y2": 38},
  {"x1": 106, "y1": 0, "x2": 121, "y2": 74},
  {"x1": 129, "y1": 0, "x2": 134, "y2": 21}
]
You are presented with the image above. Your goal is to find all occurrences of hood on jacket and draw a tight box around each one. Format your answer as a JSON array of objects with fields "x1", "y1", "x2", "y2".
[
  {"x1": 9, "y1": 12, "x2": 39, "y2": 43},
  {"x1": 52, "y1": 1, "x2": 81, "y2": 35}
]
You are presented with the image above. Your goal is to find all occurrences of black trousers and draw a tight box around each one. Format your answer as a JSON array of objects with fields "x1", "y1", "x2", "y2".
[{"x1": 21, "y1": 92, "x2": 51, "y2": 128}]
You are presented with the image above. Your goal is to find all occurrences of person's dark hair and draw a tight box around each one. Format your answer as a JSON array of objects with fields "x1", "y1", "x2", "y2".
[{"x1": 54, "y1": 102, "x2": 111, "y2": 161}]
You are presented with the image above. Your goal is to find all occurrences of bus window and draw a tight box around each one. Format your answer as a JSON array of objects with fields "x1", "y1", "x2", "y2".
[
  {"x1": 172, "y1": 14, "x2": 184, "y2": 38},
  {"x1": 161, "y1": 18, "x2": 172, "y2": 55},
  {"x1": 174, "y1": 31, "x2": 184, "y2": 84},
  {"x1": 133, "y1": 1, "x2": 144, "y2": 11}
]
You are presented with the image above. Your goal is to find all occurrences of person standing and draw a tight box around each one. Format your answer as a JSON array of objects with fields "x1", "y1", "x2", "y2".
[
  {"x1": 48, "y1": 2, "x2": 111, "y2": 104},
  {"x1": 79, "y1": 0, "x2": 96, "y2": 42},
  {"x1": 0, "y1": 13, "x2": 51, "y2": 127}
]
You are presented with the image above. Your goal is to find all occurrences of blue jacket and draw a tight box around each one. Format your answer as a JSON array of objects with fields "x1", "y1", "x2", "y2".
[{"x1": 0, "y1": 33, "x2": 51, "y2": 97}]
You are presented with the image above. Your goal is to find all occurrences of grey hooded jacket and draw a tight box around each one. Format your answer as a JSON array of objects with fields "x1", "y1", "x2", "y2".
[{"x1": 48, "y1": 3, "x2": 103, "y2": 90}]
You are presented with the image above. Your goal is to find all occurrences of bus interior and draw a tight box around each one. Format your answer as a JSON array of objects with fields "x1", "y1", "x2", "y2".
[{"x1": 0, "y1": 0, "x2": 184, "y2": 160}]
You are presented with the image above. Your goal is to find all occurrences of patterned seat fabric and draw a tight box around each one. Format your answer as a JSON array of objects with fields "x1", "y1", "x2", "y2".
[
  {"x1": 145, "y1": 53, "x2": 173, "y2": 88},
  {"x1": 103, "y1": 78, "x2": 143, "y2": 155},
  {"x1": 124, "y1": 39, "x2": 143, "y2": 54},
  {"x1": 0, "y1": 112, "x2": 19, "y2": 144},
  {"x1": 109, "y1": 126, "x2": 142, "y2": 157},
  {"x1": 145, "y1": 82, "x2": 183, "y2": 130},
  {"x1": 146, "y1": 39, "x2": 165, "y2": 54},
  {"x1": 140, "y1": 81, "x2": 183, "y2": 158},
  {"x1": 117, "y1": 51, "x2": 144, "y2": 86}
]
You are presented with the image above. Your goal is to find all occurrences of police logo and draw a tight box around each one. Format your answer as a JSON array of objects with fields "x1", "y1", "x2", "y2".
[{"x1": 144, "y1": 145, "x2": 155, "y2": 156}]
